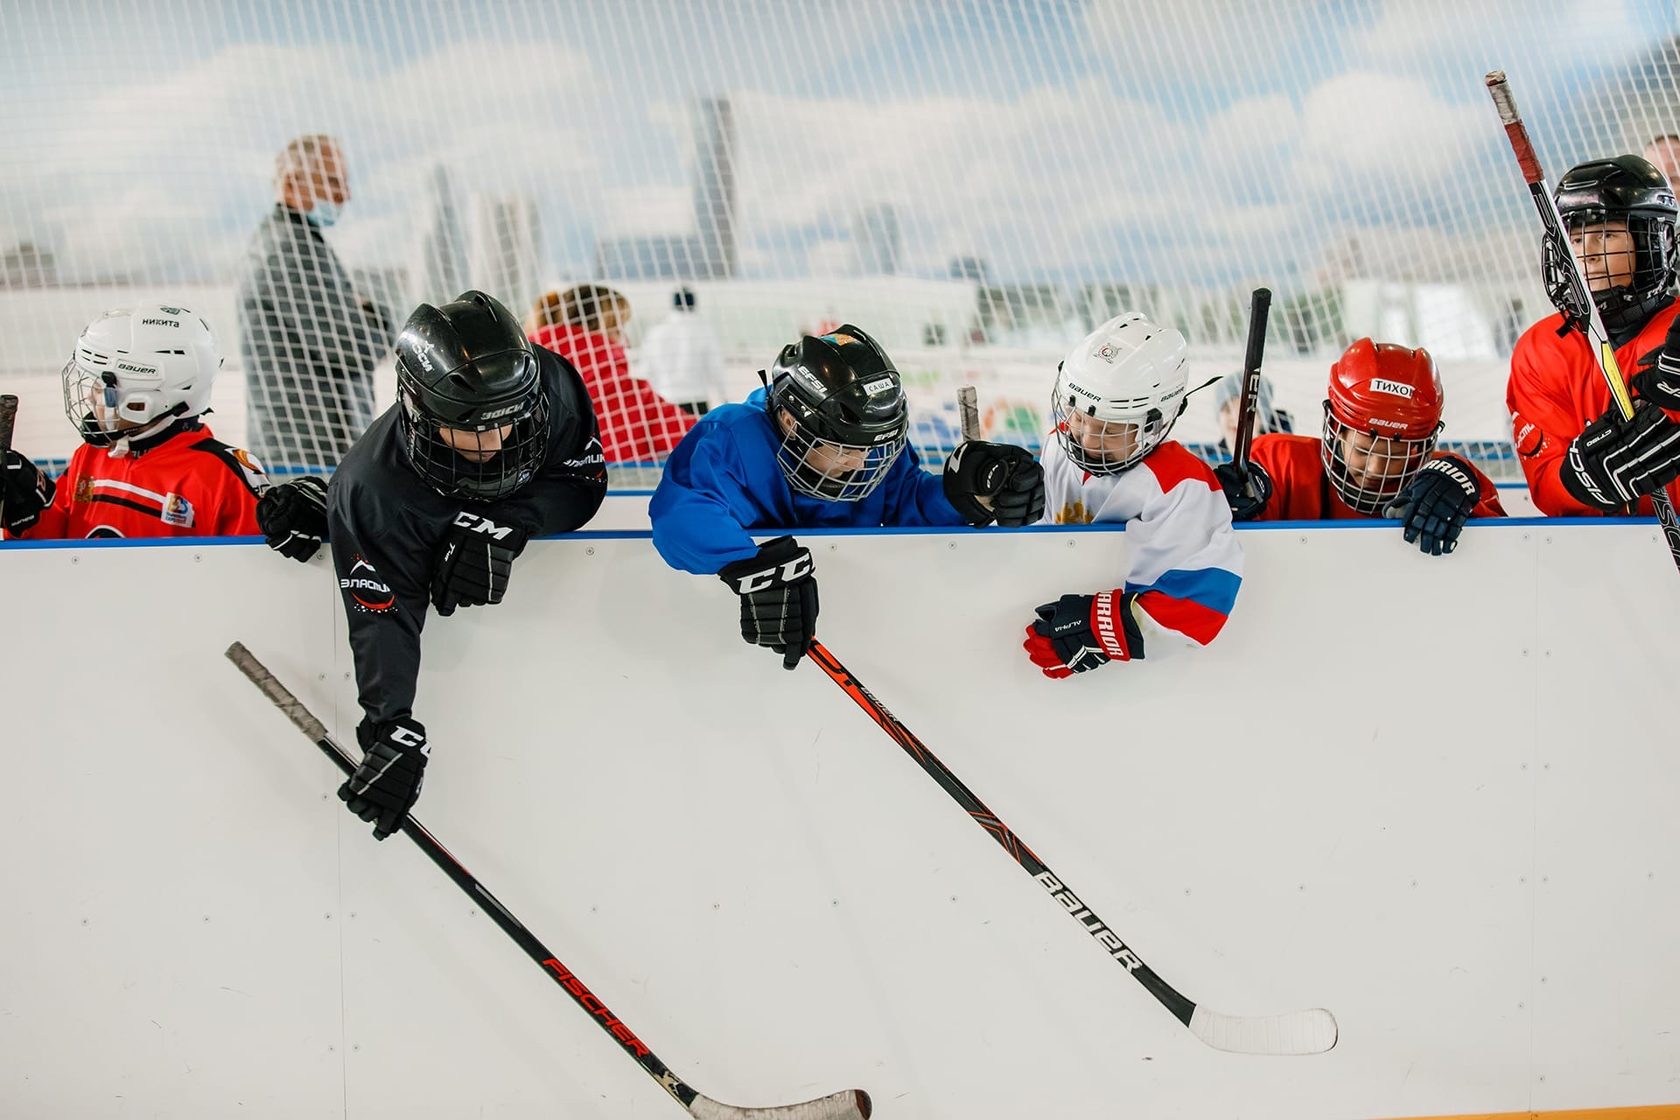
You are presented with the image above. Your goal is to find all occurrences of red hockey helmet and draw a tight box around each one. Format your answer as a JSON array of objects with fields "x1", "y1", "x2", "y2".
[{"x1": 1320, "y1": 339, "x2": 1445, "y2": 513}]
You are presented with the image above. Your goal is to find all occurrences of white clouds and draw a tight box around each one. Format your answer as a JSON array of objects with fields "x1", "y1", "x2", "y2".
[
  {"x1": 1296, "y1": 72, "x2": 1484, "y2": 186},
  {"x1": 0, "y1": 0, "x2": 1672, "y2": 303}
]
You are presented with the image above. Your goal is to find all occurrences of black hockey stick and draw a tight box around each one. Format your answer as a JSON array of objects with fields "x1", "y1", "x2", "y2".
[
  {"x1": 224, "y1": 642, "x2": 871, "y2": 1120},
  {"x1": 1229, "y1": 288, "x2": 1272, "y2": 478},
  {"x1": 805, "y1": 640, "x2": 1337, "y2": 1056},
  {"x1": 1487, "y1": 70, "x2": 1680, "y2": 572},
  {"x1": 0, "y1": 394, "x2": 18, "y2": 529}
]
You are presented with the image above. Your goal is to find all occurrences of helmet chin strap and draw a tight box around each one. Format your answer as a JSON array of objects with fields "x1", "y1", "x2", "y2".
[{"x1": 87, "y1": 404, "x2": 193, "y2": 458}]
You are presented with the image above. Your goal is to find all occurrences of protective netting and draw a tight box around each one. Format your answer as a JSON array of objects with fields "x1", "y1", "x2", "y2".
[{"x1": 2, "y1": 0, "x2": 1678, "y2": 481}]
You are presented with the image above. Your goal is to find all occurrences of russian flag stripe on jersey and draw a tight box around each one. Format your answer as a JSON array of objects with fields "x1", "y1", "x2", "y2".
[
  {"x1": 1134, "y1": 590, "x2": 1230, "y2": 647},
  {"x1": 1127, "y1": 565, "x2": 1242, "y2": 617}
]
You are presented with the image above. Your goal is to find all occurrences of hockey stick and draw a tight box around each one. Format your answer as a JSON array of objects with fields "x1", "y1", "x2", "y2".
[
  {"x1": 1486, "y1": 70, "x2": 1680, "y2": 572},
  {"x1": 224, "y1": 642, "x2": 871, "y2": 1120},
  {"x1": 0, "y1": 394, "x2": 17, "y2": 529},
  {"x1": 956, "y1": 384, "x2": 981, "y2": 443},
  {"x1": 805, "y1": 640, "x2": 1338, "y2": 1056},
  {"x1": 1229, "y1": 289, "x2": 1272, "y2": 477}
]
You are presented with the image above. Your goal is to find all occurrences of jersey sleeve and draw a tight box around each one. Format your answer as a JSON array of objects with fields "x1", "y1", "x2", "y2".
[
  {"x1": 490, "y1": 412, "x2": 608, "y2": 539},
  {"x1": 1507, "y1": 327, "x2": 1601, "y2": 517},
  {"x1": 1115, "y1": 451, "x2": 1244, "y2": 659},
  {"x1": 1466, "y1": 460, "x2": 1506, "y2": 518},
  {"x1": 327, "y1": 470, "x2": 437, "y2": 728},
  {"x1": 877, "y1": 446, "x2": 968, "y2": 527},
  {"x1": 190, "y1": 439, "x2": 270, "y2": 536},
  {"x1": 649, "y1": 423, "x2": 763, "y2": 574}
]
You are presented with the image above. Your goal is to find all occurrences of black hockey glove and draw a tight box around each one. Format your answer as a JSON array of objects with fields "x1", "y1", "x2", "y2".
[
  {"x1": 1021, "y1": 591, "x2": 1142, "y2": 679},
  {"x1": 1, "y1": 449, "x2": 54, "y2": 536},
  {"x1": 256, "y1": 476, "x2": 328, "y2": 562},
  {"x1": 431, "y1": 512, "x2": 529, "y2": 617},
  {"x1": 1384, "y1": 455, "x2": 1478, "y2": 556},
  {"x1": 1212, "y1": 460, "x2": 1273, "y2": 522},
  {"x1": 717, "y1": 536, "x2": 818, "y2": 670},
  {"x1": 943, "y1": 441, "x2": 1046, "y2": 526},
  {"x1": 339, "y1": 717, "x2": 429, "y2": 841},
  {"x1": 1633, "y1": 315, "x2": 1680, "y2": 411},
  {"x1": 1559, "y1": 401, "x2": 1680, "y2": 511}
]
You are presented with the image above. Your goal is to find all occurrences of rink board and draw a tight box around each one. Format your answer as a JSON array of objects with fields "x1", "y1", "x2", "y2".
[{"x1": 2, "y1": 522, "x2": 1677, "y2": 1119}]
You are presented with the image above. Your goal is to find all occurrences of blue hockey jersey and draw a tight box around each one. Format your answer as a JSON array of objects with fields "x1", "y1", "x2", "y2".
[{"x1": 650, "y1": 387, "x2": 966, "y2": 574}]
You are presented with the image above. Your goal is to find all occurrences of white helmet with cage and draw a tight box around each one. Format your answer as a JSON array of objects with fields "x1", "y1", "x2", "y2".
[
  {"x1": 63, "y1": 304, "x2": 222, "y2": 451},
  {"x1": 1050, "y1": 312, "x2": 1189, "y2": 474}
]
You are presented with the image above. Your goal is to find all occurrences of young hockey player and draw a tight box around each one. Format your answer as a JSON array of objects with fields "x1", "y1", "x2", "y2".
[
  {"x1": 255, "y1": 291, "x2": 607, "y2": 839},
  {"x1": 650, "y1": 324, "x2": 1045, "y2": 669},
  {"x1": 1506, "y1": 154, "x2": 1680, "y2": 516},
  {"x1": 1023, "y1": 312, "x2": 1242, "y2": 679},
  {"x1": 1217, "y1": 339, "x2": 1504, "y2": 555},
  {"x1": 1, "y1": 304, "x2": 267, "y2": 541}
]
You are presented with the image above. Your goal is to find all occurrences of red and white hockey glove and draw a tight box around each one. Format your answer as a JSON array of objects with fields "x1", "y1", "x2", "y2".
[{"x1": 1022, "y1": 591, "x2": 1142, "y2": 679}]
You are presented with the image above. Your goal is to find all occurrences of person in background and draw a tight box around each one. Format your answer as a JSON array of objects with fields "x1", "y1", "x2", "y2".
[
  {"x1": 1218, "y1": 339, "x2": 1504, "y2": 556},
  {"x1": 636, "y1": 287, "x2": 730, "y2": 415},
  {"x1": 1210, "y1": 369, "x2": 1292, "y2": 458},
  {"x1": 530, "y1": 284, "x2": 695, "y2": 463},
  {"x1": 1642, "y1": 134, "x2": 1680, "y2": 186},
  {"x1": 236, "y1": 134, "x2": 393, "y2": 471},
  {"x1": 2, "y1": 305, "x2": 268, "y2": 540}
]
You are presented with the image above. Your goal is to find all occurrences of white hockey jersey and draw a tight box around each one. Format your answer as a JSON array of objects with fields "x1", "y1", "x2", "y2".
[{"x1": 1039, "y1": 437, "x2": 1243, "y2": 657}]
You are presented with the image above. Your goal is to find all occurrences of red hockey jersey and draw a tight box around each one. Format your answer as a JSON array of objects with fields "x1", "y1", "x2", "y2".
[
  {"x1": 1247, "y1": 433, "x2": 1505, "y2": 521},
  {"x1": 1507, "y1": 303, "x2": 1680, "y2": 517},
  {"x1": 5, "y1": 422, "x2": 267, "y2": 540},
  {"x1": 531, "y1": 323, "x2": 695, "y2": 463}
]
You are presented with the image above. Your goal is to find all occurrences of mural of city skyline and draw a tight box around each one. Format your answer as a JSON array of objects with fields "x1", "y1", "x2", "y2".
[{"x1": 2, "y1": 0, "x2": 1678, "y2": 300}]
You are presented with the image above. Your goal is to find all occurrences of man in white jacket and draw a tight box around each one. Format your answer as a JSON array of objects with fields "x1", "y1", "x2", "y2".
[{"x1": 634, "y1": 287, "x2": 729, "y2": 415}]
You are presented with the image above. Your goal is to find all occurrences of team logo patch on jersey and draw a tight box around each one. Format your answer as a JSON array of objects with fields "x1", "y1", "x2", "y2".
[
  {"x1": 1512, "y1": 414, "x2": 1546, "y2": 458},
  {"x1": 341, "y1": 554, "x2": 398, "y2": 614},
  {"x1": 160, "y1": 493, "x2": 195, "y2": 528}
]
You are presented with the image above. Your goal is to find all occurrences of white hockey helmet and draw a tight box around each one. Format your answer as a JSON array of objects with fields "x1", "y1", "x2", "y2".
[
  {"x1": 1050, "y1": 312, "x2": 1189, "y2": 474},
  {"x1": 63, "y1": 304, "x2": 222, "y2": 449}
]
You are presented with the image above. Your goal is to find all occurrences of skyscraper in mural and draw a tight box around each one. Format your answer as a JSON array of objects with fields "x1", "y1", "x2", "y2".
[{"x1": 692, "y1": 97, "x2": 736, "y2": 280}]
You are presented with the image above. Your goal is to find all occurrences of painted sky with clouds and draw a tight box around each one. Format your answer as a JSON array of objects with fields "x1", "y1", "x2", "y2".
[{"x1": 1, "y1": 0, "x2": 1676, "y2": 294}]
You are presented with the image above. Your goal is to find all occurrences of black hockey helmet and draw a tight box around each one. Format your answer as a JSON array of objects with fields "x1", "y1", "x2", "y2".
[
  {"x1": 395, "y1": 290, "x2": 549, "y2": 502},
  {"x1": 1544, "y1": 154, "x2": 1678, "y2": 334},
  {"x1": 764, "y1": 324, "x2": 909, "y2": 501}
]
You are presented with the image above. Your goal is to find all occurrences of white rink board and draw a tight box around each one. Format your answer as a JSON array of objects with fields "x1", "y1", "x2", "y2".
[{"x1": 2, "y1": 523, "x2": 1677, "y2": 1119}]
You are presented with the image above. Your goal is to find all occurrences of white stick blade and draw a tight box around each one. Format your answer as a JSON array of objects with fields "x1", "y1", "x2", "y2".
[
  {"x1": 689, "y1": 1088, "x2": 872, "y2": 1120},
  {"x1": 1187, "y1": 1005, "x2": 1338, "y2": 1055}
]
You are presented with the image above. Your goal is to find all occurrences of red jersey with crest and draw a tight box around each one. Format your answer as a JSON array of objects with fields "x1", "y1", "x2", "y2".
[
  {"x1": 5, "y1": 422, "x2": 267, "y2": 540},
  {"x1": 1507, "y1": 302, "x2": 1680, "y2": 516},
  {"x1": 1246, "y1": 433, "x2": 1505, "y2": 520}
]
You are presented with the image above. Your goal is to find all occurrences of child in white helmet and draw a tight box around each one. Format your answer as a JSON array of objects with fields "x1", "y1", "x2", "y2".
[
  {"x1": 1, "y1": 304, "x2": 268, "y2": 540},
  {"x1": 1023, "y1": 312, "x2": 1243, "y2": 678}
]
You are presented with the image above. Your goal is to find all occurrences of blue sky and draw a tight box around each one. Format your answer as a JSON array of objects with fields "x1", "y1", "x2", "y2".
[{"x1": 1, "y1": 0, "x2": 1676, "y2": 290}]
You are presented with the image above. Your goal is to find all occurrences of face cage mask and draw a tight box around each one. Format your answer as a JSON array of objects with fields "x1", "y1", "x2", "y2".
[
  {"x1": 1051, "y1": 393, "x2": 1170, "y2": 476},
  {"x1": 62, "y1": 358, "x2": 184, "y2": 453},
  {"x1": 1543, "y1": 211, "x2": 1677, "y2": 334},
  {"x1": 774, "y1": 419, "x2": 907, "y2": 502},
  {"x1": 1320, "y1": 405, "x2": 1440, "y2": 515},
  {"x1": 401, "y1": 392, "x2": 551, "y2": 503}
]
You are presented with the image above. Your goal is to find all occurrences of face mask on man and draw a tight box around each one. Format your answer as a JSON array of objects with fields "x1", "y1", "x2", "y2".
[{"x1": 305, "y1": 198, "x2": 343, "y2": 228}]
